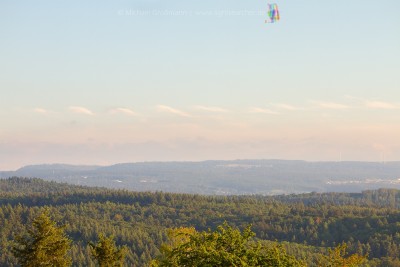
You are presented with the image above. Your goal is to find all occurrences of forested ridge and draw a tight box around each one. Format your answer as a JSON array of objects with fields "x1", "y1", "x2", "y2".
[
  {"x1": 1, "y1": 177, "x2": 400, "y2": 266},
  {"x1": 4, "y1": 160, "x2": 400, "y2": 194}
]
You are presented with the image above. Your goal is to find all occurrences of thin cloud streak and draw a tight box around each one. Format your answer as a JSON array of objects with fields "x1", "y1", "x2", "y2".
[
  {"x1": 345, "y1": 96, "x2": 400, "y2": 110},
  {"x1": 311, "y1": 101, "x2": 349, "y2": 110},
  {"x1": 33, "y1": 108, "x2": 48, "y2": 114},
  {"x1": 69, "y1": 106, "x2": 94, "y2": 115},
  {"x1": 156, "y1": 105, "x2": 192, "y2": 117},
  {"x1": 248, "y1": 107, "x2": 279, "y2": 114},
  {"x1": 272, "y1": 103, "x2": 302, "y2": 110},
  {"x1": 193, "y1": 105, "x2": 229, "y2": 113},
  {"x1": 365, "y1": 101, "x2": 400, "y2": 110},
  {"x1": 109, "y1": 108, "x2": 138, "y2": 116}
]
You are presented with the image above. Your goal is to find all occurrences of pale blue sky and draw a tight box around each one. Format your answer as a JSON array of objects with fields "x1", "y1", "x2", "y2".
[{"x1": 0, "y1": 0, "x2": 399, "y2": 169}]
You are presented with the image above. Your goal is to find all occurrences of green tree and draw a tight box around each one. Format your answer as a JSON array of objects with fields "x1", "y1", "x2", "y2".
[
  {"x1": 12, "y1": 208, "x2": 72, "y2": 267},
  {"x1": 151, "y1": 222, "x2": 305, "y2": 267},
  {"x1": 319, "y1": 243, "x2": 366, "y2": 267},
  {"x1": 89, "y1": 234, "x2": 127, "y2": 267}
]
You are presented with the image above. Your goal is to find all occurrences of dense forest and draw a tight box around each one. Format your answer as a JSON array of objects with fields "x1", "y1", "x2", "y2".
[{"x1": 1, "y1": 177, "x2": 400, "y2": 266}]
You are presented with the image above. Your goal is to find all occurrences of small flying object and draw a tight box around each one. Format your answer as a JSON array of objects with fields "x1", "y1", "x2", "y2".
[{"x1": 266, "y1": 3, "x2": 280, "y2": 23}]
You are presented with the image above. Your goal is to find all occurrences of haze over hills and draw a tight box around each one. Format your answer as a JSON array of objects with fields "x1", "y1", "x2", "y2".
[{"x1": 2, "y1": 160, "x2": 400, "y2": 195}]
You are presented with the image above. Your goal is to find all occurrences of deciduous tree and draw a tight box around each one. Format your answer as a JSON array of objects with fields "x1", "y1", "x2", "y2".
[{"x1": 151, "y1": 222, "x2": 305, "y2": 267}]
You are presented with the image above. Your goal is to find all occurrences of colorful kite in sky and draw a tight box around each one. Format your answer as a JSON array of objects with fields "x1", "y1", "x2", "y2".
[{"x1": 266, "y1": 3, "x2": 280, "y2": 23}]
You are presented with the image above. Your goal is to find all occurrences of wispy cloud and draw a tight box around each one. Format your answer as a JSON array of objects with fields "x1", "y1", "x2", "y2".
[
  {"x1": 109, "y1": 108, "x2": 138, "y2": 116},
  {"x1": 193, "y1": 105, "x2": 229, "y2": 113},
  {"x1": 271, "y1": 103, "x2": 302, "y2": 110},
  {"x1": 33, "y1": 108, "x2": 48, "y2": 114},
  {"x1": 346, "y1": 96, "x2": 400, "y2": 110},
  {"x1": 248, "y1": 107, "x2": 279, "y2": 114},
  {"x1": 311, "y1": 101, "x2": 349, "y2": 110},
  {"x1": 156, "y1": 105, "x2": 191, "y2": 117},
  {"x1": 365, "y1": 101, "x2": 400, "y2": 110},
  {"x1": 69, "y1": 106, "x2": 94, "y2": 115},
  {"x1": 344, "y1": 95, "x2": 362, "y2": 101}
]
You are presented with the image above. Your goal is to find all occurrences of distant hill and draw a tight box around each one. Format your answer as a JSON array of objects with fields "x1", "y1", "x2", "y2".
[{"x1": 2, "y1": 160, "x2": 400, "y2": 195}]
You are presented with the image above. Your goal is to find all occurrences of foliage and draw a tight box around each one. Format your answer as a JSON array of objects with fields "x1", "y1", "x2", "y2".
[
  {"x1": 89, "y1": 234, "x2": 127, "y2": 267},
  {"x1": 0, "y1": 177, "x2": 399, "y2": 266},
  {"x1": 151, "y1": 222, "x2": 306, "y2": 267},
  {"x1": 321, "y1": 243, "x2": 366, "y2": 267},
  {"x1": 12, "y1": 208, "x2": 72, "y2": 267}
]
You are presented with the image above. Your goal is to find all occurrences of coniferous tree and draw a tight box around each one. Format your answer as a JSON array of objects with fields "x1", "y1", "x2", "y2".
[
  {"x1": 12, "y1": 208, "x2": 72, "y2": 267},
  {"x1": 89, "y1": 234, "x2": 127, "y2": 267}
]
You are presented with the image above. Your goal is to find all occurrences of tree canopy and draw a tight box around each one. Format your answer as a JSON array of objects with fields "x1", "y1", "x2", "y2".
[
  {"x1": 151, "y1": 222, "x2": 306, "y2": 267},
  {"x1": 0, "y1": 177, "x2": 395, "y2": 266},
  {"x1": 89, "y1": 234, "x2": 127, "y2": 267},
  {"x1": 12, "y1": 208, "x2": 72, "y2": 267}
]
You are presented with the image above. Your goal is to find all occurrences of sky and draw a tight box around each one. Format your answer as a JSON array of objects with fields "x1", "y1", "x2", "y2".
[{"x1": 0, "y1": 0, "x2": 399, "y2": 170}]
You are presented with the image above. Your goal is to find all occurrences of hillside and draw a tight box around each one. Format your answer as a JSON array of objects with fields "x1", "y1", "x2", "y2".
[
  {"x1": 1, "y1": 177, "x2": 400, "y2": 266},
  {"x1": 2, "y1": 160, "x2": 400, "y2": 195}
]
